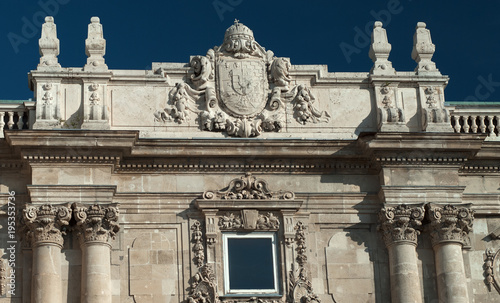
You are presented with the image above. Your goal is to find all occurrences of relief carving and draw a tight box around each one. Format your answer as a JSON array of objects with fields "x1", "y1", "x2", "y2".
[
  {"x1": 485, "y1": 248, "x2": 500, "y2": 293},
  {"x1": 426, "y1": 204, "x2": 474, "y2": 247},
  {"x1": 21, "y1": 204, "x2": 72, "y2": 247},
  {"x1": 377, "y1": 86, "x2": 404, "y2": 127},
  {"x1": 292, "y1": 85, "x2": 330, "y2": 125},
  {"x1": 73, "y1": 204, "x2": 120, "y2": 244},
  {"x1": 378, "y1": 204, "x2": 424, "y2": 247},
  {"x1": 218, "y1": 211, "x2": 280, "y2": 231},
  {"x1": 288, "y1": 222, "x2": 320, "y2": 303},
  {"x1": 191, "y1": 220, "x2": 206, "y2": 267},
  {"x1": 422, "y1": 86, "x2": 449, "y2": 129},
  {"x1": 188, "y1": 264, "x2": 218, "y2": 303},
  {"x1": 155, "y1": 20, "x2": 329, "y2": 137},
  {"x1": 203, "y1": 173, "x2": 295, "y2": 200}
]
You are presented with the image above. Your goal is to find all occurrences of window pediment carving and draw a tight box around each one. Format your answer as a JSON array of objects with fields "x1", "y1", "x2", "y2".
[{"x1": 202, "y1": 173, "x2": 295, "y2": 201}]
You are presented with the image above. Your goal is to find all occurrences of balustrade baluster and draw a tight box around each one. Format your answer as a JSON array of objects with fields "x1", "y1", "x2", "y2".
[
  {"x1": 462, "y1": 116, "x2": 470, "y2": 133},
  {"x1": 479, "y1": 116, "x2": 486, "y2": 133},
  {"x1": 7, "y1": 112, "x2": 14, "y2": 129},
  {"x1": 471, "y1": 116, "x2": 478, "y2": 133},
  {"x1": 487, "y1": 116, "x2": 495, "y2": 136},
  {"x1": 453, "y1": 115, "x2": 461, "y2": 133},
  {"x1": 17, "y1": 111, "x2": 24, "y2": 129}
]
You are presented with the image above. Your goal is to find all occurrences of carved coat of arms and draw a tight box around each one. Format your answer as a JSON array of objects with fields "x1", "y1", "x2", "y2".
[{"x1": 155, "y1": 20, "x2": 330, "y2": 137}]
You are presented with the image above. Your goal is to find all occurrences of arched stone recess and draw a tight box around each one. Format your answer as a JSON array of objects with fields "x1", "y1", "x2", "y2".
[
  {"x1": 325, "y1": 231, "x2": 379, "y2": 303},
  {"x1": 128, "y1": 228, "x2": 182, "y2": 303},
  {"x1": 191, "y1": 173, "x2": 319, "y2": 303}
]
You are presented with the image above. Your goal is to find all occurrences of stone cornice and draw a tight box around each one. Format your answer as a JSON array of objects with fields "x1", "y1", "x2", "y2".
[
  {"x1": 426, "y1": 203, "x2": 474, "y2": 247},
  {"x1": 378, "y1": 204, "x2": 425, "y2": 247},
  {"x1": 20, "y1": 203, "x2": 72, "y2": 247},
  {"x1": 363, "y1": 132, "x2": 486, "y2": 154},
  {"x1": 5, "y1": 130, "x2": 138, "y2": 149},
  {"x1": 28, "y1": 185, "x2": 117, "y2": 204}
]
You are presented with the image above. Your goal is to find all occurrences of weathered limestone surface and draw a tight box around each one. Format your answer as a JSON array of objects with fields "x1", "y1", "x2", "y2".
[{"x1": 1, "y1": 16, "x2": 500, "y2": 303}]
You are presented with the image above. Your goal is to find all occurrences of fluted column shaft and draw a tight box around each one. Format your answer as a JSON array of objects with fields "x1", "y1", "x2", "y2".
[
  {"x1": 427, "y1": 204, "x2": 474, "y2": 303},
  {"x1": 73, "y1": 204, "x2": 119, "y2": 303},
  {"x1": 22, "y1": 204, "x2": 71, "y2": 303},
  {"x1": 379, "y1": 204, "x2": 424, "y2": 303}
]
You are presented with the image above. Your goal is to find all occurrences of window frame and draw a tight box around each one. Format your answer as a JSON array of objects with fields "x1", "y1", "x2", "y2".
[{"x1": 222, "y1": 231, "x2": 280, "y2": 296}]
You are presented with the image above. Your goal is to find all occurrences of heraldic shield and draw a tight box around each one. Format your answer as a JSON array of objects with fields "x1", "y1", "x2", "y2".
[
  {"x1": 217, "y1": 58, "x2": 267, "y2": 118},
  {"x1": 155, "y1": 19, "x2": 330, "y2": 137}
]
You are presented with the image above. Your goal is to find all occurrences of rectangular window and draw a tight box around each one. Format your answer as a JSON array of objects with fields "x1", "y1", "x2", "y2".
[{"x1": 222, "y1": 232, "x2": 280, "y2": 295}]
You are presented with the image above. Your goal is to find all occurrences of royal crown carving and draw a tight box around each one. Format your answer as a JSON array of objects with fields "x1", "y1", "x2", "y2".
[
  {"x1": 378, "y1": 204, "x2": 425, "y2": 247},
  {"x1": 202, "y1": 172, "x2": 295, "y2": 200},
  {"x1": 155, "y1": 20, "x2": 330, "y2": 137},
  {"x1": 73, "y1": 204, "x2": 120, "y2": 244}
]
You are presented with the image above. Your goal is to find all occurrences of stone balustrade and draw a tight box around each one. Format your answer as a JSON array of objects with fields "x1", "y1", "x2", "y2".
[
  {"x1": 0, "y1": 100, "x2": 35, "y2": 137},
  {"x1": 449, "y1": 102, "x2": 500, "y2": 139}
]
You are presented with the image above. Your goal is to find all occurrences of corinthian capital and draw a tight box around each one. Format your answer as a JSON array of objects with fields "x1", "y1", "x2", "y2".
[
  {"x1": 426, "y1": 204, "x2": 474, "y2": 247},
  {"x1": 378, "y1": 204, "x2": 425, "y2": 247},
  {"x1": 73, "y1": 204, "x2": 120, "y2": 244},
  {"x1": 22, "y1": 204, "x2": 72, "y2": 247}
]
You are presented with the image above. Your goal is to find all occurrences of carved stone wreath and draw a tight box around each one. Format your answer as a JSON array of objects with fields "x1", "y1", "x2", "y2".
[{"x1": 155, "y1": 20, "x2": 330, "y2": 137}]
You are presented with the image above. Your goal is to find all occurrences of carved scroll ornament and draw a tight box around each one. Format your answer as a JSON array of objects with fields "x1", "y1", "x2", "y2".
[{"x1": 203, "y1": 172, "x2": 295, "y2": 200}]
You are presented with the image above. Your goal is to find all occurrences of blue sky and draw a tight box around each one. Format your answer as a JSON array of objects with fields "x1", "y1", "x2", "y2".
[{"x1": 1, "y1": 0, "x2": 500, "y2": 102}]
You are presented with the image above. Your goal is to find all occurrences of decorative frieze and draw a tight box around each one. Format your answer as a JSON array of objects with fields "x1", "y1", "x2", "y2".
[
  {"x1": 21, "y1": 204, "x2": 72, "y2": 247},
  {"x1": 378, "y1": 204, "x2": 425, "y2": 247},
  {"x1": 203, "y1": 173, "x2": 295, "y2": 200},
  {"x1": 72, "y1": 204, "x2": 119, "y2": 244},
  {"x1": 426, "y1": 204, "x2": 474, "y2": 247},
  {"x1": 218, "y1": 211, "x2": 280, "y2": 230}
]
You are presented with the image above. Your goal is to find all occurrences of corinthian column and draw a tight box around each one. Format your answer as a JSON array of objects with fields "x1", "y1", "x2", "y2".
[
  {"x1": 427, "y1": 204, "x2": 474, "y2": 303},
  {"x1": 22, "y1": 204, "x2": 72, "y2": 303},
  {"x1": 379, "y1": 204, "x2": 424, "y2": 303},
  {"x1": 73, "y1": 204, "x2": 119, "y2": 303}
]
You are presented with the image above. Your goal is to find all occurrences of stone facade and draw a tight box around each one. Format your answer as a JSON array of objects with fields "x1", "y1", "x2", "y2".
[{"x1": 1, "y1": 17, "x2": 500, "y2": 303}]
